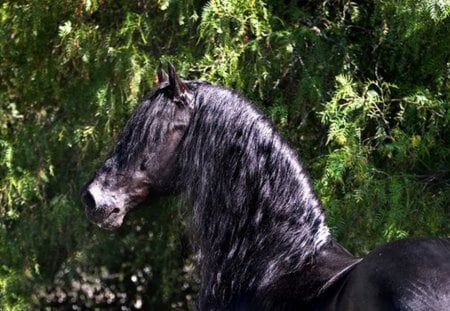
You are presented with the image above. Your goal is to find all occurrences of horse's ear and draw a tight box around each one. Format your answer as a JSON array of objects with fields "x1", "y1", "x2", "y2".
[
  {"x1": 167, "y1": 63, "x2": 192, "y2": 107},
  {"x1": 157, "y1": 63, "x2": 169, "y2": 84}
]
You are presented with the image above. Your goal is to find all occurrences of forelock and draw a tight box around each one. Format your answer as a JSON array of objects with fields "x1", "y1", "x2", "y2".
[{"x1": 114, "y1": 88, "x2": 176, "y2": 167}]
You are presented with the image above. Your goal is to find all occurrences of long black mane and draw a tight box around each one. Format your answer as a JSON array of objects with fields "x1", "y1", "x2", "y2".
[
  {"x1": 114, "y1": 84, "x2": 178, "y2": 168},
  {"x1": 177, "y1": 83, "x2": 331, "y2": 306}
]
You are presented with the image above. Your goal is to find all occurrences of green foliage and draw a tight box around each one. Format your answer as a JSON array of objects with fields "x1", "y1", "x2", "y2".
[
  {"x1": 319, "y1": 74, "x2": 449, "y2": 253},
  {"x1": 314, "y1": 0, "x2": 450, "y2": 254},
  {"x1": 0, "y1": 0, "x2": 449, "y2": 308}
]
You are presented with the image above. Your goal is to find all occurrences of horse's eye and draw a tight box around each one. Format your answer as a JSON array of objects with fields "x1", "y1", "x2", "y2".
[{"x1": 140, "y1": 161, "x2": 147, "y2": 171}]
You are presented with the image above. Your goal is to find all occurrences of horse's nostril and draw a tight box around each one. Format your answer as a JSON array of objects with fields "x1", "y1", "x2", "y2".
[
  {"x1": 112, "y1": 208, "x2": 120, "y2": 214},
  {"x1": 82, "y1": 190, "x2": 96, "y2": 210}
]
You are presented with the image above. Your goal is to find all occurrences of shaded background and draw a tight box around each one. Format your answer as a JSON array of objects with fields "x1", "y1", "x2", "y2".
[{"x1": 0, "y1": 0, "x2": 449, "y2": 309}]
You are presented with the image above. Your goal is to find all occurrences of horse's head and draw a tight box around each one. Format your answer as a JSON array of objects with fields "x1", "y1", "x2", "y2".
[{"x1": 81, "y1": 64, "x2": 193, "y2": 229}]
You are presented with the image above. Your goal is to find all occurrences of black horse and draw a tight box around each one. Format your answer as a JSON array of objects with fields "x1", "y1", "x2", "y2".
[{"x1": 82, "y1": 64, "x2": 450, "y2": 310}]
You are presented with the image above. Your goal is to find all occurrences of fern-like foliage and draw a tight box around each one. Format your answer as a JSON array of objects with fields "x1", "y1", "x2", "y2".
[{"x1": 0, "y1": 0, "x2": 449, "y2": 308}]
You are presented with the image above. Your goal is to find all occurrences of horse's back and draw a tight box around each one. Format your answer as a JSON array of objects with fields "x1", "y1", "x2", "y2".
[{"x1": 325, "y1": 237, "x2": 450, "y2": 311}]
